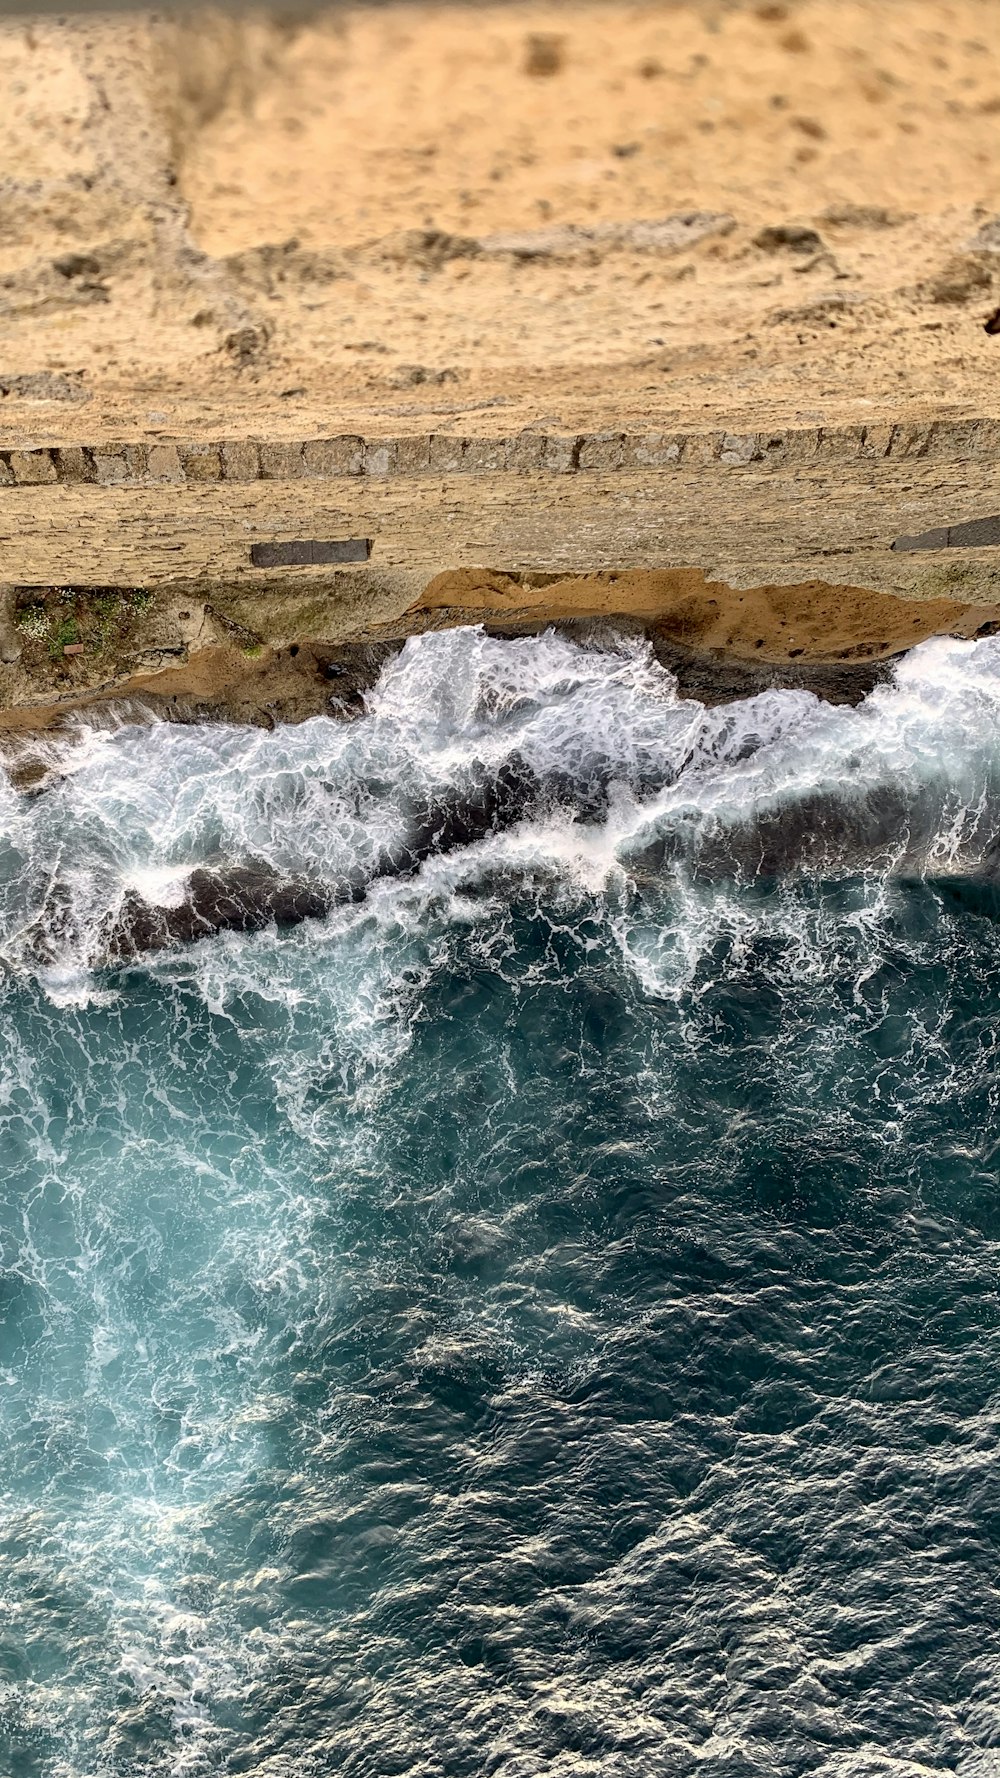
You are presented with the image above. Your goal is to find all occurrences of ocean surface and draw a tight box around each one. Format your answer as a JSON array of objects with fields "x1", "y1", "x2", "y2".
[{"x1": 2, "y1": 626, "x2": 1000, "y2": 1777}]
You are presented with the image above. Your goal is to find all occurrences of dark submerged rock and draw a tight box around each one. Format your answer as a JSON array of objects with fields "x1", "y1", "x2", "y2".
[
  {"x1": 106, "y1": 867, "x2": 335, "y2": 960},
  {"x1": 101, "y1": 757, "x2": 545, "y2": 962}
]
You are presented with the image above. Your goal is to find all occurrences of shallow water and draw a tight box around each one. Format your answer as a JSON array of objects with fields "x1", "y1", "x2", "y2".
[{"x1": 2, "y1": 628, "x2": 1000, "y2": 1776}]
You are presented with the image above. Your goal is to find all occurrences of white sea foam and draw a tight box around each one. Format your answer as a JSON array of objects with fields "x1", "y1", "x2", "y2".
[{"x1": 0, "y1": 626, "x2": 997, "y2": 1010}]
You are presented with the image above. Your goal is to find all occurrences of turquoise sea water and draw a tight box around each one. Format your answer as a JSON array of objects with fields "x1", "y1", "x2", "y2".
[{"x1": 3, "y1": 628, "x2": 1000, "y2": 1775}]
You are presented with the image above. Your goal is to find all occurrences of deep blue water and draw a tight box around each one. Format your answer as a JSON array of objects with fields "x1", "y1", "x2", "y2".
[{"x1": 2, "y1": 629, "x2": 1000, "y2": 1776}]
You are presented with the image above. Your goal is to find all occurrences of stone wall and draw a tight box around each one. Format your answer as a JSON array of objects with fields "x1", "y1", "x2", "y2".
[{"x1": 3, "y1": 421, "x2": 1000, "y2": 491}]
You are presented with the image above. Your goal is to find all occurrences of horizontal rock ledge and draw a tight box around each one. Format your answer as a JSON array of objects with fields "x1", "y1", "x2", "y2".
[{"x1": 3, "y1": 418, "x2": 1000, "y2": 490}]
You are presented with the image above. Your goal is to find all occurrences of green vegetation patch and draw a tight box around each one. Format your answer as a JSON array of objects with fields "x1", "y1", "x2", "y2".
[{"x1": 13, "y1": 586, "x2": 154, "y2": 664}]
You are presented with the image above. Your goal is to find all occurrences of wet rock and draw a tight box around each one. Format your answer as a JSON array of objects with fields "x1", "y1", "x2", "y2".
[
  {"x1": 107, "y1": 867, "x2": 333, "y2": 959},
  {"x1": 647, "y1": 634, "x2": 891, "y2": 708},
  {"x1": 84, "y1": 755, "x2": 543, "y2": 962},
  {"x1": 629, "y1": 778, "x2": 964, "y2": 886},
  {"x1": 484, "y1": 619, "x2": 891, "y2": 710},
  {"x1": 401, "y1": 756, "x2": 542, "y2": 873},
  {"x1": 313, "y1": 642, "x2": 398, "y2": 711}
]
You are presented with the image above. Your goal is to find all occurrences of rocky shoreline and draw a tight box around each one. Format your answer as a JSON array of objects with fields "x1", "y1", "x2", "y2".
[
  {"x1": 0, "y1": 613, "x2": 964, "y2": 771},
  {"x1": 6, "y1": 612, "x2": 995, "y2": 969},
  {"x1": 0, "y1": 563, "x2": 996, "y2": 751}
]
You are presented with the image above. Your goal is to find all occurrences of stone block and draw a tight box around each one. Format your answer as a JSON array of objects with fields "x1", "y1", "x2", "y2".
[
  {"x1": 147, "y1": 443, "x2": 184, "y2": 484},
  {"x1": 541, "y1": 435, "x2": 579, "y2": 473},
  {"x1": 719, "y1": 432, "x2": 763, "y2": 467},
  {"x1": 259, "y1": 441, "x2": 304, "y2": 479},
  {"x1": 0, "y1": 456, "x2": 13, "y2": 487},
  {"x1": 814, "y1": 426, "x2": 865, "y2": 460},
  {"x1": 578, "y1": 432, "x2": 625, "y2": 471},
  {"x1": 964, "y1": 419, "x2": 1000, "y2": 460},
  {"x1": 180, "y1": 443, "x2": 221, "y2": 482},
  {"x1": 758, "y1": 433, "x2": 789, "y2": 465},
  {"x1": 303, "y1": 436, "x2": 364, "y2": 477},
  {"x1": 460, "y1": 438, "x2": 507, "y2": 473},
  {"x1": 9, "y1": 449, "x2": 57, "y2": 485},
  {"x1": 220, "y1": 439, "x2": 260, "y2": 482},
  {"x1": 622, "y1": 432, "x2": 683, "y2": 469},
  {"x1": 251, "y1": 538, "x2": 371, "y2": 568},
  {"x1": 91, "y1": 448, "x2": 129, "y2": 486},
  {"x1": 761, "y1": 430, "x2": 821, "y2": 465},
  {"x1": 859, "y1": 424, "x2": 896, "y2": 459},
  {"x1": 390, "y1": 435, "x2": 432, "y2": 474},
  {"x1": 428, "y1": 435, "x2": 466, "y2": 473},
  {"x1": 680, "y1": 432, "x2": 723, "y2": 467},
  {"x1": 893, "y1": 424, "x2": 936, "y2": 460},
  {"x1": 53, "y1": 446, "x2": 94, "y2": 483},
  {"x1": 364, "y1": 441, "x2": 393, "y2": 477},
  {"x1": 505, "y1": 433, "x2": 547, "y2": 472}
]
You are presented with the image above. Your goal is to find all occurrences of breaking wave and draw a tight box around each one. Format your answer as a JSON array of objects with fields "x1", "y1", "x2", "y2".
[{"x1": 2, "y1": 627, "x2": 1000, "y2": 1776}]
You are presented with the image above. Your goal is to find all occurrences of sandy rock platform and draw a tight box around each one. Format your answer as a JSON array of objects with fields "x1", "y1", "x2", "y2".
[{"x1": 2, "y1": 0, "x2": 1000, "y2": 723}]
